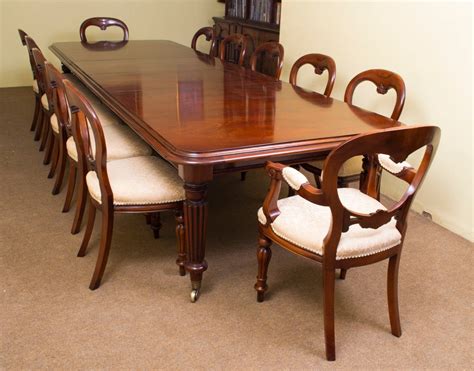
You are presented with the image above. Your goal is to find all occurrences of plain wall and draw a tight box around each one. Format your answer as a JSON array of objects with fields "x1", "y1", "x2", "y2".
[
  {"x1": 279, "y1": 1, "x2": 473, "y2": 241},
  {"x1": 0, "y1": 0, "x2": 224, "y2": 87}
]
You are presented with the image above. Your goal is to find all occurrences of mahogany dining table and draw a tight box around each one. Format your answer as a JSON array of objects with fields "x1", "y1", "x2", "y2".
[{"x1": 50, "y1": 40, "x2": 401, "y2": 302}]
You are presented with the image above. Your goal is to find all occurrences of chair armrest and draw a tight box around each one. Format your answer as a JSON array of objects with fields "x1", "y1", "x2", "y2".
[{"x1": 261, "y1": 162, "x2": 328, "y2": 226}]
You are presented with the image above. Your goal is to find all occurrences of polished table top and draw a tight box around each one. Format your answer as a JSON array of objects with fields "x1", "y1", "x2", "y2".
[{"x1": 50, "y1": 40, "x2": 401, "y2": 165}]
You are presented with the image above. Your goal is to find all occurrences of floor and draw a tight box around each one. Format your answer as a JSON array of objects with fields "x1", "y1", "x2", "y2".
[{"x1": 1, "y1": 87, "x2": 472, "y2": 369}]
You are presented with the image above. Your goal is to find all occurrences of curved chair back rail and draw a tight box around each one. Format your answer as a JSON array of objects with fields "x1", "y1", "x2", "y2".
[
  {"x1": 24, "y1": 36, "x2": 43, "y2": 88},
  {"x1": 62, "y1": 80, "x2": 111, "y2": 206},
  {"x1": 18, "y1": 29, "x2": 28, "y2": 46},
  {"x1": 45, "y1": 62, "x2": 71, "y2": 135},
  {"x1": 289, "y1": 53, "x2": 336, "y2": 97},
  {"x1": 344, "y1": 69, "x2": 406, "y2": 121},
  {"x1": 320, "y1": 125, "x2": 440, "y2": 256},
  {"x1": 219, "y1": 33, "x2": 248, "y2": 66},
  {"x1": 29, "y1": 46, "x2": 50, "y2": 104},
  {"x1": 191, "y1": 26, "x2": 216, "y2": 56},
  {"x1": 79, "y1": 17, "x2": 129, "y2": 43},
  {"x1": 250, "y1": 41, "x2": 284, "y2": 80}
]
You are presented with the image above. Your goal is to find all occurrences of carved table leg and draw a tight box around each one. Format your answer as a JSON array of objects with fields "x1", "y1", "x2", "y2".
[
  {"x1": 183, "y1": 182, "x2": 209, "y2": 303},
  {"x1": 183, "y1": 173, "x2": 208, "y2": 303}
]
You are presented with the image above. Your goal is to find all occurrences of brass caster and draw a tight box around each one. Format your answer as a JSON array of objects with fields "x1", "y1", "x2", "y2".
[{"x1": 190, "y1": 289, "x2": 200, "y2": 303}]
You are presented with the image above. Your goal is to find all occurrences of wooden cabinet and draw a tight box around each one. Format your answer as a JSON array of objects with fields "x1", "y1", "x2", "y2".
[{"x1": 213, "y1": 0, "x2": 280, "y2": 67}]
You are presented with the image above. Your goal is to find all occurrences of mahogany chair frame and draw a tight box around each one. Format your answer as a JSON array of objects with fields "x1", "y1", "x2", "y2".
[
  {"x1": 24, "y1": 36, "x2": 49, "y2": 145},
  {"x1": 255, "y1": 125, "x2": 440, "y2": 361},
  {"x1": 18, "y1": 29, "x2": 42, "y2": 135},
  {"x1": 28, "y1": 43, "x2": 55, "y2": 164},
  {"x1": 44, "y1": 62, "x2": 73, "y2": 196},
  {"x1": 191, "y1": 26, "x2": 216, "y2": 57},
  {"x1": 249, "y1": 41, "x2": 285, "y2": 80},
  {"x1": 289, "y1": 53, "x2": 336, "y2": 97},
  {"x1": 302, "y1": 69, "x2": 407, "y2": 189},
  {"x1": 63, "y1": 79, "x2": 186, "y2": 290},
  {"x1": 79, "y1": 17, "x2": 129, "y2": 43},
  {"x1": 219, "y1": 33, "x2": 248, "y2": 66}
]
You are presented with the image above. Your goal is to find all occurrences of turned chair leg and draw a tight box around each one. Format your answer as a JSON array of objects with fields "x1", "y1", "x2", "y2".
[
  {"x1": 77, "y1": 198, "x2": 97, "y2": 257},
  {"x1": 89, "y1": 206, "x2": 114, "y2": 290},
  {"x1": 387, "y1": 253, "x2": 402, "y2": 337},
  {"x1": 175, "y1": 210, "x2": 186, "y2": 276},
  {"x1": 52, "y1": 138, "x2": 67, "y2": 195},
  {"x1": 62, "y1": 162, "x2": 77, "y2": 212},
  {"x1": 47, "y1": 135, "x2": 59, "y2": 178},
  {"x1": 43, "y1": 125, "x2": 54, "y2": 165},
  {"x1": 71, "y1": 171, "x2": 87, "y2": 234},
  {"x1": 39, "y1": 113, "x2": 49, "y2": 151},
  {"x1": 240, "y1": 171, "x2": 247, "y2": 181},
  {"x1": 30, "y1": 95, "x2": 40, "y2": 132},
  {"x1": 339, "y1": 268, "x2": 347, "y2": 280},
  {"x1": 150, "y1": 212, "x2": 162, "y2": 239},
  {"x1": 323, "y1": 268, "x2": 336, "y2": 361},
  {"x1": 34, "y1": 108, "x2": 44, "y2": 141},
  {"x1": 254, "y1": 234, "x2": 272, "y2": 302}
]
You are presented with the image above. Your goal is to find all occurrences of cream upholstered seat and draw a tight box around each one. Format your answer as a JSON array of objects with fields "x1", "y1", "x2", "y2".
[
  {"x1": 258, "y1": 188, "x2": 402, "y2": 260},
  {"x1": 310, "y1": 156, "x2": 363, "y2": 177},
  {"x1": 41, "y1": 94, "x2": 48, "y2": 110},
  {"x1": 66, "y1": 123, "x2": 152, "y2": 163},
  {"x1": 50, "y1": 114, "x2": 60, "y2": 134},
  {"x1": 32, "y1": 79, "x2": 39, "y2": 94},
  {"x1": 86, "y1": 156, "x2": 185, "y2": 206}
]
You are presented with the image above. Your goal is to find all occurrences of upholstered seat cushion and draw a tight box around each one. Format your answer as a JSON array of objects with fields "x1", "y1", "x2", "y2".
[
  {"x1": 257, "y1": 188, "x2": 402, "y2": 260},
  {"x1": 41, "y1": 94, "x2": 48, "y2": 110},
  {"x1": 50, "y1": 114, "x2": 59, "y2": 134},
  {"x1": 32, "y1": 79, "x2": 39, "y2": 94},
  {"x1": 311, "y1": 156, "x2": 363, "y2": 178},
  {"x1": 65, "y1": 124, "x2": 152, "y2": 162},
  {"x1": 377, "y1": 154, "x2": 412, "y2": 174},
  {"x1": 86, "y1": 156, "x2": 185, "y2": 206}
]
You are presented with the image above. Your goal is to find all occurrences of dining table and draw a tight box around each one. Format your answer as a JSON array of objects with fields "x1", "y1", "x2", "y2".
[{"x1": 49, "y1": 39, "x2": 401, "y2": 302}]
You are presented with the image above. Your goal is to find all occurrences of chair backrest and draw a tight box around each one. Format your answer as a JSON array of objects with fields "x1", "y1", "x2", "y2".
[
  {"x1": 344, "y1": 69, "x2": 406, "y2": 121},
  {"x1": 23, "y1": 35, "x2": 42, "y2": 85},
  {"x1": 321, "y1": 125, "x2": 440, "y2": 261},
  {"x1": 63, "y1": 79, "x2": 113, "y2": 207},
  {"x1": 250, "y1": 41, "x2": 284, "y2": 80},
  {"x1": 79, "y1": 17, "x2": 129, "y2": 43},
  {"x1": 191, "y1": 26, "x2": 216, "y2": 56},
  {"x1": 219, "y1": 33, "x2": 248, "y2": 66},
  {"x1": 44, "y1": 62, "x2": 71, "y2": 136},
  {"x1": 29, "y1": 45, "x2": 50, "y2": 105},
  {"x1": 18, "y1": 30, "x2": 37, "y2": 80},
  {"x1": 18, "y1": 29, "x2": 28, "y2": 46},
  {"x1": 289, "y1": 53, "x2": 336, "y2": 97}
]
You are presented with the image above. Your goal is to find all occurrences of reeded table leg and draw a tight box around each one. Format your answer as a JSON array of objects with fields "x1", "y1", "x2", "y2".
[{"x1": 181, "y1": 164, "x2": 213, "y2": 303}]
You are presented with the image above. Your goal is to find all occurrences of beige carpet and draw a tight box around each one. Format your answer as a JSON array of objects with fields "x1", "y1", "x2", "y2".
[{"x1": 1, "y1": 87, "x2": 472, "y2": 369}]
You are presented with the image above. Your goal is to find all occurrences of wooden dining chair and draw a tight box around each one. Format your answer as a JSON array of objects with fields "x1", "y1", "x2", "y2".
[
  {"x1": 250, "y1": 41, "x2": 284, "y2": 80},
  {"x1": 62, "y1": 79, "x2": 186, "y2": 290},
  {"x1": 43, "y1": 61, "x2": 119, "y2": 194},
  {"x1": 191, "y1": 26, "x2": 216, "y2": 56},
  {"x1": 42, "y1": 62, "x2": 153, "y2": 235},
  {"x1": 255, "y1": 125, "x2": 440, "y2": 361},
  {"x1": 27, "y1": 38, "x2": 54, "y2": 159},
  {"x1": 79, "y1": 17, "x2": 129, "y2": 43},
  {"x1": 18, "y1": 29, "x2": 42, "y2": 136},
  {"x1": 219, "y1": 33, "x2": 248, "y2": 66},
  {"x1": 303, "y1": 69, "x2": 406, "y2": 189},
  {"x1": 289, "y1": 53, "x2": 336, "y2": 97}
]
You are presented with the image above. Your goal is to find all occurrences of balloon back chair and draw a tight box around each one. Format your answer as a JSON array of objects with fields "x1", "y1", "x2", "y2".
[{"x1": 255, "y1": 125, "x2": 440, "y2": 360}]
